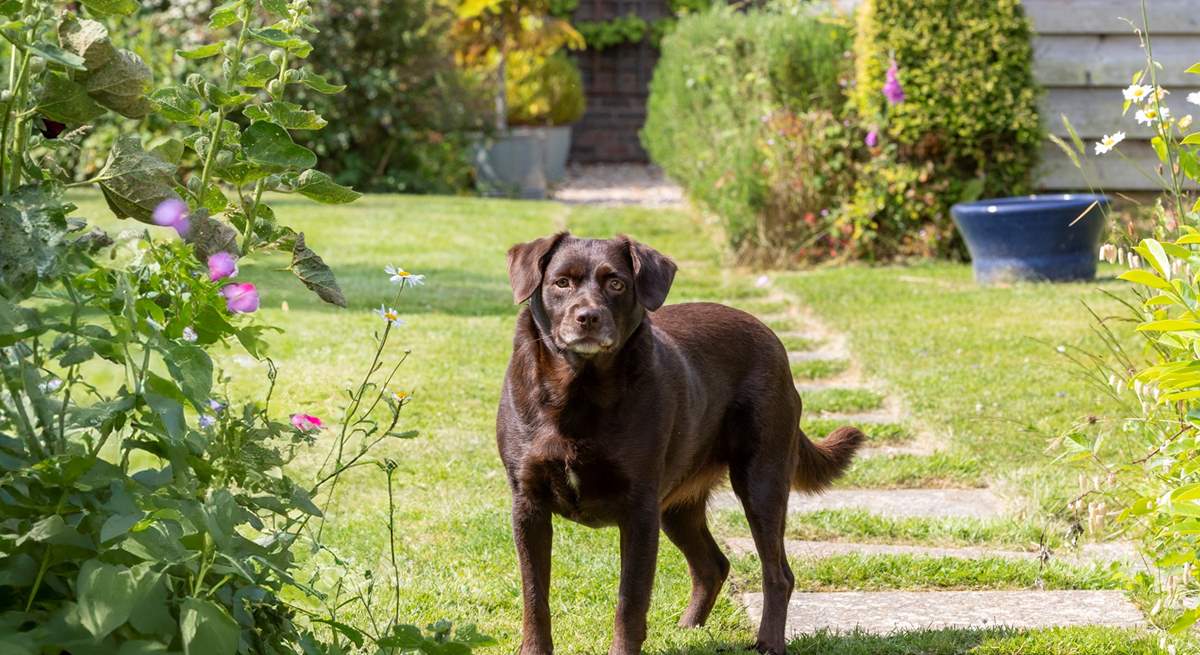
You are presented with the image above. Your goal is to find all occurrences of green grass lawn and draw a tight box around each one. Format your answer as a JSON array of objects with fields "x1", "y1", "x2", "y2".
[{"x1": 72, "y1": 192, "x2": 1178, "y2": 653}]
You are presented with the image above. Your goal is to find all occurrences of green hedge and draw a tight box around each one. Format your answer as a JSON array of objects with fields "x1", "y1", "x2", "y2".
[
  {"x1": 641, "y1": 6, "x2": 852, "y2": 260},
  {"x1": 643, "y1": 0, "x2": 1042, "y2": 262},
  {"x1": 850, "y1": 0, "x2": 1043, "y2": 257}
]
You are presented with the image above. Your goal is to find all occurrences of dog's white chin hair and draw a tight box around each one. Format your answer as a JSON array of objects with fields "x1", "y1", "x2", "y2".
[{"x1": 567, "y1": 342, "x2": 603, "y2": 355}]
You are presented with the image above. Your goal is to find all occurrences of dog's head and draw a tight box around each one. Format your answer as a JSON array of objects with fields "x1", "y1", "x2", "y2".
[{"x1": 507, "y1": 233, "x2": 677, "y2": 357}]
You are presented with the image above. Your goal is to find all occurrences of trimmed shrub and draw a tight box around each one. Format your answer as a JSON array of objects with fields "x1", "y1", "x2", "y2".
[
  {"x1": 849, "y1": 0, "x2": 1042, "y2": 257},
  {"x1": 641, "y1": 6, "x2": 853, "y2": 262},
  {"x1": 506, "y1": 51, "x2": 587, "y2": 126},
  {"x1": 301, "y1": 0, "x2": 490, "y2": 194}
]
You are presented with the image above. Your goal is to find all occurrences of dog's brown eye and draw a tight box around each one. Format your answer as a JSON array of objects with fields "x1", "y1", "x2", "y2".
[
  {"x1": 608, "y1": 279, "x2": 625, "y2": 292},
  {"x1": 554, "y1": 278, "x2": 570, "y2": 289}
]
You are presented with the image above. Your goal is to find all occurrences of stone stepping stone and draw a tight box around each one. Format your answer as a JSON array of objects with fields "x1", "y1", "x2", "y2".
[
  {"x1": 738, "y1": 590, "x2": 1145, "y2": 635},
  {"x1": 710, "y1": 488, "x2": 1004, "y2": 520},
  {"x1": 788, "y1": 349, "x2": 848, "y2": 363},
  {"x1": 724, "y1": 538, "x2": 1140, "y2": 566}
]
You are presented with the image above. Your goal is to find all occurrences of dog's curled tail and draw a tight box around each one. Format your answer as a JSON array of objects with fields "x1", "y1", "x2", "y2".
[{"x1": 792, "y1": 426, "x2": 866, "y2": 493}]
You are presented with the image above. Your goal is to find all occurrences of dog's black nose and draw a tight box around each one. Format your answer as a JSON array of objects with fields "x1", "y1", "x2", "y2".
[{"x1": 575, "y1": 308, "x2": 601, "y2": 328}]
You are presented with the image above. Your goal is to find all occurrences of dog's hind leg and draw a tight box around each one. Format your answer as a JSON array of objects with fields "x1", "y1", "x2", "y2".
[
  {"x1": 729, "y1": 447, "x2": 794, "y2": 655},
  {"x1": 662, "y1": 496, "x2": 730, "y2": 628}
]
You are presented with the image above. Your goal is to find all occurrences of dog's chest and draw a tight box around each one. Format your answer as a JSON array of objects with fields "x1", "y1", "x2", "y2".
[{"x1": 523, "y1": 440, "x2": 629, "y2": 527}]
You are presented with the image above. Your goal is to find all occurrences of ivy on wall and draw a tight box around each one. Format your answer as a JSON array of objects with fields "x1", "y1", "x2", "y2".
[{"x1": 552, "y1": 0, "x2": 716, "y2": 51}]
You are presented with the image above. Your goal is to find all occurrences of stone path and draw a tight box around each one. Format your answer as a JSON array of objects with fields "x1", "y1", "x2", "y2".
[
  {"x1": 738, "y1": 590, "x2": 1145, "y2": 635},
  {"x1": 712, "y1": 488, "x2": 1005, "y2": 520},
  {"x1": 717, "y1": 279, "x2": 1150, "y2": 639},
  {"x1": 550, "y1": 164, "x2": 684, "y2": 207}
]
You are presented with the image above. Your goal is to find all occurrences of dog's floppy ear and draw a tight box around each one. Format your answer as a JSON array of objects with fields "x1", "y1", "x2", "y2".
[
  {"x1": 621, "y1": 235, "x2": 677, "y2": 311},
  {"x1": 507, "y1": 232, "x2": 569, "y2": 304}
]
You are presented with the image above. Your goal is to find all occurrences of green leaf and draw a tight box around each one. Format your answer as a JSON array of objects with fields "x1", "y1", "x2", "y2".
[
  {"x1": 299, "y1": 71, "x2": 345, "y2": 94},
  {"x1": 77, "y1": 560, "x2": 138, "y2": 639},
  {"x1": 1151, "y1": 136, "x2": 1169, "y2": 164},
  {"x1": 86, "y1": 49, "x2": 153, "y2": 118},
  {"x1": 1137, "y1": 319, "x2": 1200, "y2": 332},
  {"x1": 1140, "y1": 239, "x2": 1171, "y2": 277},
  {"x1": 208, "y1": 1, "x2": 241, "y2": 30},
  {"x1": 187, "y1": 210, "x2": 241, "y2": 260},
  {"x1": 289, "y1": 169, "x2": 360, "y2": 204},
  {"x1": 60, "y1": 344, "x2": 94, "y2": 366},
  {"x1": 176, "y1": 43, "x2": 223, "y2": 59},
  {"x1": 240, "y1": 121, "x2": 317, "y2": 172},
  {"x1": 81, "y1": 0, "x2": 138, "y2": 15},
  {"x1": 148, "y1": 136, "x2": 185, "y2": 165},
  {"x1": 248, "y1": 27, "x2": 312, "y2": 57},
  {"x1": 0, "y1": 186, "x2": 71, "y2": 297},
  {"x1": 144, "y1": 372, "x2": 186, "y2": 440},
  {"x1": 96, "y1": 136, "x2": 180, "y2": 224},
  {"x1": 99, "y1": 512, "x2": 143, "y2": 543},
  {"x1": 236, "y1": 54, "x2": 277, "y2": 88},
  {"x1": 243, "y1": 101, "x2": 327, "y2": 130},
  {"x1": 1183, "y1": 132, "x2": 1200, "y2": 146},
  {"x1": 1187, "y1": 62, "x2": 1200, "y2": 75},
  {"x1": 127, "y1": 564, "x2": 174, "y2": 637},
  {"x1": 29, "y1": 42, "x2": 86, "y2": 71},
  {"x1": 164, "y1": 342, "x2": 214, "y2": 404},
  {"x1": 290, "y1": 232, "x2": 346, "y2": 307},
  {"x1": 1118, "y1": 269, "x2": 1172, "y2": 291},
  {"x1": 36, "y1": 71, "x2": 104, "y2": 124},
  {"x1": 180, "y1": 597, "x2": 239, "y2": 655},
  {"x1": 151, "y1": 86, "x2": 203, "y2": 124},
  {"x1": 261, "y1": 0, "x2": 288, "y2": 14},
  {"x1": 58, "y1": 16, "x2": 115, "y2": 71}
]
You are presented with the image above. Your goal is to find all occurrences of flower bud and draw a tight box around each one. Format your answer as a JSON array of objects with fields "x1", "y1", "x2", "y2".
[
  {"x1": 187, "y1": 73, "x2": 204, "y2": 88},
  {"x1": 223, "y1": 42, "x2": 238, "y2": 59},
  {"x1": 0, "y1": 89, "x2": 11, "y2": 103},
  {"x1": 268, "y1": 79, "x2": 283, "y2": 96},
  {"x1": 187, "y1": 176, "x2": 204, "y2": 195},
  {"x1": 216, "y1": 150, "x2": 233, "y2": 167},
  {"x1": 270, "y1": 49, "x2": 286, "y2": 66},
  {"x1": 29, "y1": 56, "x2": 45, "y2": 74},
  {"x1": 283, "y1": 68, "x2": 300, "y2": 83}
]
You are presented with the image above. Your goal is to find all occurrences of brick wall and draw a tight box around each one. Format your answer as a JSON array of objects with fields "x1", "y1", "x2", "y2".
[{"x1": 569, "y1": 0, "x2": 669, "y2": 164}]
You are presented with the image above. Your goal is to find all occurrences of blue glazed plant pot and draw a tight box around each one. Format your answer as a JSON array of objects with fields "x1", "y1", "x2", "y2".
[{"x1": 950, "y1": 194, "x2": 1109, "y2": 283}]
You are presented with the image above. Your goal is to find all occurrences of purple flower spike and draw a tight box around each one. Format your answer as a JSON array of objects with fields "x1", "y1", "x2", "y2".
[
  {"x1": 221, "y1": 283, "x2": 260, "y2": 314},
  {"x1": 207, "y1": 252, "x2": 238, "y2": 281},
  {"x1": 883, "y1": 60, "x2": 905, "y2": 104},
  {"x1": 153, "y1": 198, "x2": 191, "y2": 236},
  {"x1": 865, "y1": 129, "x2": 879, "y2": 147}
]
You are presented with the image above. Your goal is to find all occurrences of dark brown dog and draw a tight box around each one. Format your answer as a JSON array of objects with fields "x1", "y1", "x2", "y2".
[{"x1": 496, "y1": 233, "x2": 864, "y2": 655}]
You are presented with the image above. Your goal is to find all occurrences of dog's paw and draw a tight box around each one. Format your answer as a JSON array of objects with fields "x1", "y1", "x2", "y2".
[{"x1": 750, "y1": 640, "x2": 788, "y2": 655}]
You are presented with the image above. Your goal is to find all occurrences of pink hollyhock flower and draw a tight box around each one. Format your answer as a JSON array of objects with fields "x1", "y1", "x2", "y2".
[
  {"x1": 153, "y1": 198, "x2": 190, "y2": 237},
  {"x1": 882, "y1": 61, "x2": 905, "y2": 104},
  {"x1": 207, "y1": 252, "x2": 238, "y2": 281},
  {"x1": 220, "y1": 283, "x2": 260, "y2": 314},
  {"x1": 290, "y1": 413, "x2": 323, "y2": 432},
  {"x1": 865, "y1": 129, "x2": 879, "y2": 147}
]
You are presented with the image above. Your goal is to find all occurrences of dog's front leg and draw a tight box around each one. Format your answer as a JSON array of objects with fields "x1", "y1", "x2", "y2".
[
  {"x1": 610, "y1": 496, "x2": 661, "y2": 655},
  {"x1": 513, "y1": 493, "x2": 554, "y2": 655}
]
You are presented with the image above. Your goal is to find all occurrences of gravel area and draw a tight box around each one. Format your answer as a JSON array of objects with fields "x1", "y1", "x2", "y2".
[
  {"x1": 550, "y1": 164, "x2": 685, "y2": 207},
  {"x1": 739, "y1": 590, "x2": 1145, "y2": 635}
]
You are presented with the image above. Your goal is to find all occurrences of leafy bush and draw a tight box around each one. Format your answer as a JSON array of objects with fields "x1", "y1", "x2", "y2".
[
  {"x1": 1057, "y1": 14, "x2": 1200, "y2": 637},
  {"x1": 0, "y1": 1, "x2": 486, "y2": 652},
  {"x1": 300, "y1": 0, "x2": 490, "y2": 194},
  {"x1": 506, "y1": 51, "x2": 586, "y2": 126},
  {"x1": 849, "y1": 0, "x2": 1042, "y2": 257},
  {"x1": 641, "y1": 6, "x2": 853, "y2": 262}
]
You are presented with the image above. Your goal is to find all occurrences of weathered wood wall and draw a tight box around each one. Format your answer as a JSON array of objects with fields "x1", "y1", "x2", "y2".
[{"x1": 1026, "y1": 0, "x2": 1200, "y2": 190}]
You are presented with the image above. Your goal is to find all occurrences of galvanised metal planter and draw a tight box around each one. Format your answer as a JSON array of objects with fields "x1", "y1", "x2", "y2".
[{"x1": 950, "y1": 194, "x2": 1109, "y2": 283}]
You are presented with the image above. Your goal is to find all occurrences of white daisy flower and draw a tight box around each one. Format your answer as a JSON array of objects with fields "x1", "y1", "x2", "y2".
[
  {"x1": 1187, "y1": 92, "x2": 1200, "y2": 106},
  {"x1": 384, "y1": 265, "x2": 425, "y2": 287},
  {"x1": 1135, "y1": 105, "x2": 1170, "y2": 125},
  {"x1": 1094, "y1": 131, "x2": 1125, "y2": 155},
  {"x1": 375, "y1": 304, "x2": 404, "y2": 326},
  {"x1": 1123, "y1": 83, "x2": 1153, "y2": 103}
]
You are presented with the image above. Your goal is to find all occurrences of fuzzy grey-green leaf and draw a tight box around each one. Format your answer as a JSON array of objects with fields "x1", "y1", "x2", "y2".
[
  {"x1": 290, "y1": 232, "x2": 346, "y2": 307},
  {"x1": 36, "y1": 72, "x2": 104, "y2": 124},
  {"x1": 243, "y1": 101, "x2": 327, "y2": 130},
  {"x1": 240, "y1": 121, "x2": 316, "y2": 172},
  {"x1": 86, "y1": 49, "x2": 153, "y2": 118},
  {"x1": 96, "y1": 136, "x2": 180, "y2": 224},
  {"x1": 58, "y1": 16, "x2": 115, "y2": 71},
  {"x1": 290, "y1": 170, "x2": 361, "y2": 204}
]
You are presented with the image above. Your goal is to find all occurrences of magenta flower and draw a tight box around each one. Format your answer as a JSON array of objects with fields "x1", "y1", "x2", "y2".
[
  {"x1": 207, "y1": 252, "x2": 238, "y2": 281},
  {"x1": 882, "y1": 61, "x2": 905, "y2": 104},
  {"x1": 290, "y1": 413, "x2": 323, "y2": 432},
  {"x1": 153, "y1": 198, "x2": 190, "y2": 237},
  {"x1": 865, "y1": 129, "x2": 879, "y2": 147},
  {"x1": 220, "y1": 283, "x2": 260, "y2": 314}
]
